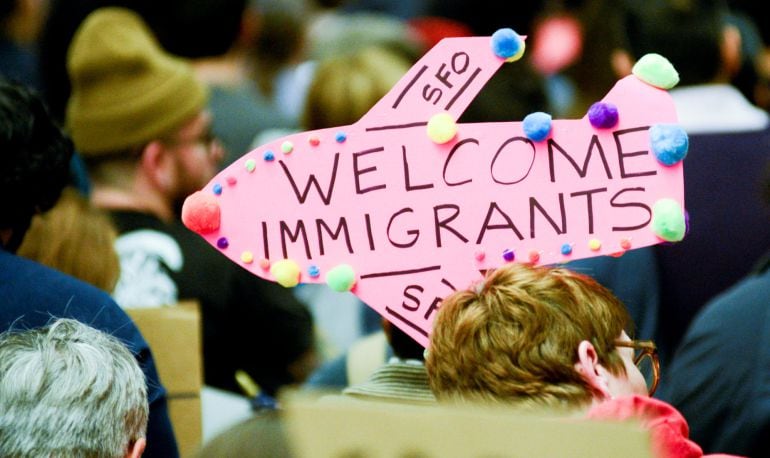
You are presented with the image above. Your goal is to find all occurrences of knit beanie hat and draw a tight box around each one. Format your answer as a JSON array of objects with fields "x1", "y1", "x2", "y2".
[{"x1": 66, "y1": 7, "x2": 207, "y2": 156}]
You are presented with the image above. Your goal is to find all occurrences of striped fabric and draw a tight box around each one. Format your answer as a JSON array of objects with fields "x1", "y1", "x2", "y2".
[{"x1": 342, "y1": 361, "x2": 436, "y2": 404}]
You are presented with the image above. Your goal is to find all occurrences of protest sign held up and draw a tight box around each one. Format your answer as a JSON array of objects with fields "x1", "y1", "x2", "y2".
[{"x1": 183, "y1": 29, "x2": 687, "y2": 347}]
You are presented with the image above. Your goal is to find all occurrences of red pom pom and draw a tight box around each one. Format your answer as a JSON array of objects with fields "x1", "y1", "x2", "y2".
[{"x1": 182, "y1": 191, "x2": 221, "y2": 234}]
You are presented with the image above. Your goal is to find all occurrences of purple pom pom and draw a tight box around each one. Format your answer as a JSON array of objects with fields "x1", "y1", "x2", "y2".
[{"x1": 588, "y1": 102, "x2": 619, "y2": 129}]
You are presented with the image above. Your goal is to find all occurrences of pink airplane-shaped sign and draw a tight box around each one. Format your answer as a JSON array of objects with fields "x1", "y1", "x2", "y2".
[{"x1": 182, "y1": 29, "x2": 687, "y2": 347}]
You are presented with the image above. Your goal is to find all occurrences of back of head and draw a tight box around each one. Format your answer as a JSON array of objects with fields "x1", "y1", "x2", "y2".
[
  {"x1": 426, "y1": 263, "x2": 630, "y2": 408},
  {"x1": 17, "y1": 187, "x2": 121, "y2": 292},
  {"x1": 621, "y1": 0, "x2": 727, "y2": 85},
  {"x1": 0, "y1": 318, "x2": 148, "y2": 457},
  {"x1": 66, "y1": 7, "x2": 207, "y2": 156},
  {"x1": 302, "y1": 46, "x2": 412, "y2": 130},
  {"x1": 0, "y1": 80, "x2": 73, "y2": 247}
]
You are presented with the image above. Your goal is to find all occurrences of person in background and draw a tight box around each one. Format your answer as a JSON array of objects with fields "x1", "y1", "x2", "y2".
[
  {"x1": 300, "y1": 46, "x2": 413, "y2": 386},
  {"x1": 426, "y1": 262, "x2": 737, "y2": 458},
  {"x1": 0, "y1": 79, "x2": 178, "y2": 457},
  {"x1": 0, "y1": 318, "x2": 148, "y2": 458},
  {"x1": 17, "y1": 186, "x2": 120, "y2": 292},
  {"x1": 66, "y1": 7, "x2": 316, "y2": 397},
  {"x1": 340, "y1": 319, "x2": 435, "y2": 404},
  {"x1": 615, "y1": 0, "x2": 770, "y2": 369},
  {"x1": 0, "y1": 0, "x2": 46, "y2": 89}
]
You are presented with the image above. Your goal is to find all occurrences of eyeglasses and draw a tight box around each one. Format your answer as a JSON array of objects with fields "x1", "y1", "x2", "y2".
[
  {"x1": 614, "y1": 339, "x2": 660, "y2": 396},
  {"x1": 162, "y1": 129, "x2": 220, "y2": 155}
]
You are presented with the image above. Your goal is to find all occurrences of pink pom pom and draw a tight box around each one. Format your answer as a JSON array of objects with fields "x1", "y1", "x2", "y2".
[{"x1": 182, "y1": 190, "x2": 221, "y2": 234}]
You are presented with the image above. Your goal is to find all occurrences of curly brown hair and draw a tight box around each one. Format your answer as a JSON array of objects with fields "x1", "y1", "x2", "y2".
[{"x1": 426, "y1": 262, "x2": 631, "y2": 408}]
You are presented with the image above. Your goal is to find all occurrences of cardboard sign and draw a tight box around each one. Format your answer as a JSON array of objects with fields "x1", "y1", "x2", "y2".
[
  {"x1": 183, "y1": 32, "x2": 685, "y2": 347},
  {"x1": 283, "y1": 392, "x2": 653, "y2": 458}
]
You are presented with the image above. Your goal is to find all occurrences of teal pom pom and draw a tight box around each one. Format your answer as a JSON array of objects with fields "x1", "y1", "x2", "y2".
[
  {"x1": 523, "y1": 112, "x2": 552, "y2": 141},
  {"x1": 651, "y1": 199, "x2": 686, "y2": 242},
  {"x1": 650, "y1": 124, "x2": 688, "y2": 166},
  {"x1": 491, "y1": 28, "x2": 524, "y2": 60}
]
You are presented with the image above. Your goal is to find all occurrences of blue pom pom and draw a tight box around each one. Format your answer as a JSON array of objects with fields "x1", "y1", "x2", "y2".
[
  {"x1": 491, "y1": 28, "x2": 523, "y2": 59},
  {"x1": 523, "y1": 112, "x2": 552, "y2": 142},
  {"x1": 588, "y1": 102, "x2": 619, "y2": 129},
  {"x1": 650, "y1": 124, "x2": 688, "y2": 166}
]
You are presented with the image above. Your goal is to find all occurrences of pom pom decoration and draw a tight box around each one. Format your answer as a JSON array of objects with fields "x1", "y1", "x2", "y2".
[
  {"x1": 523, "y1": 112, "x2": 552, "y2": 141},
  {"x1": 632, "y1": 54, "x2": 679, "y2": 89},
  {"x1": 491, "y1": 28, "x2": 526, "y2": 62},
  {"x1": 560, "y1": 243, "x2": 573, "y2": 255},
  {"x1": 650, "y1": 124, "x2": 688, "y2": 166},
  {"x1": 588, "y1": 102, "x2": 619, "y2": 129},
  {"x1": 427, "y1": 112, "x2": 458, "y2": 144},
  {"x1": 181, "y1": 190, "x2": 221, "y2": 234},
  {"x1": 502, "y1": 249, "x2": 515, "y2": 262},
  {"x1": 240, "y1": 251, "x2": 254, "y2": 264},
  {"x1": 651, "y1": 199, "x2": 686, "y2": 242},
  {"x1": 245, "y1": 158, "x2": 256, "y2": 172},
  {"x1": 270, "y1": 259, "x2": 301, "y2": 287},
  {"x1": 326, "y1": 264, "x2": 356, "y2": 292},
  {"x1": 308, "y1": 265, "x2": 321, "y2": 278}
]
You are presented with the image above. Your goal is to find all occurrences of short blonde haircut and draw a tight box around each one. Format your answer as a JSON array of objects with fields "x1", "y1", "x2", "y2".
[
  {"x1": 18, "y1": 187, "x2": 120, "y2": 292},
  {"x1": 302, "y1": 46, "x2": 411, "y2": 130},
  {"x1": 426, "y1": 263, "x2": 630, "y2": 408}
]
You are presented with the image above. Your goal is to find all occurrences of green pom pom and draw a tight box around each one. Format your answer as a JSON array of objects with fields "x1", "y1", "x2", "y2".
[
  {"x1": 632, "y1": 54, "x2": 679, "y2": 89},
  {"x1": 326, "y1": 264, "x2": 356, "y2": 292},
  {"x1": 270, "y1": 259, "x2": 300, "y2": 287},
  {"x1": 651, "y1": 198, "x2": 686, "y2": 242}
]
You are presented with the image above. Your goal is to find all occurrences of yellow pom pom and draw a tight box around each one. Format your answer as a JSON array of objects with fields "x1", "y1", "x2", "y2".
[
  {"x1": 240, "y1": 251, "x2": 254, "y2": 264},
  {"x1": 270, "y1": 259, "x2": 301, "y2": 287},
  {"x1": 427, "y1": 112, "x2": 457, "y2": 144}
]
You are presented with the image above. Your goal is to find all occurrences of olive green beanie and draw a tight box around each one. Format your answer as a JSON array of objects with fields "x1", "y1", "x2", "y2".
[{"x1": 66, "y1": 7, "x2": 207, "y2": 156}]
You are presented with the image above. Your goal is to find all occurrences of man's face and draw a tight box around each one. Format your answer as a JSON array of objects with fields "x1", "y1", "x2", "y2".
[
  {"x1": 604, "y1": 331, "x2": 649, "y2": 398},
  {"x1": 165, "y1": 111, "x2": 223, "y2": 206}
]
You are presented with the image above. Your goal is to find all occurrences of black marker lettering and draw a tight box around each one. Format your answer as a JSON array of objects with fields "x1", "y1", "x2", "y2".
[
  {"x1": 280, "y1": 220, "x2": 311, "y2": 259},
  {"x1": 279, "y1": 154, "x2": 339, "y2": 205},
  {"x1": 491, "y1": 137, "x2": 536, "y2": 185},
  {"x1": 570, "y1": 187, "x2": 607, "y2": 234},
  {"x1": 615, "y1": 126, "x2": 657, "y2": 178},
  {"x1": 353, "y1": 147, "x2": 387, "y2": 195},
  {"x1": 529, "y1": 194, "x2": 566, "y2": 238},
  {"x1": 403, "y1": 145, "x2": 434, "y2": 191},
  {"x1": 402, "y1": 285, "x2": 423, "y2": 312},
  {"x1": 476, "y1": 202, "x2": 524, "y2": 243},
  {"x1": 610, "y1": 187, "x2": 652, "y2": 231},
  {"x1": 316, "y1": 217, "x2": 353, "y2": 256},
  {"x1": 443, "y1": 138, "x2": 476, "y2": 187},
  {"x1": 387, "y1": 208, "x2": 420, "y2": 248}
]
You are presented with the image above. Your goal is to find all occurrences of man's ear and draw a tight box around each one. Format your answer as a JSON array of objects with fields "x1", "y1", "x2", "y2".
[
  {"x1": 139, "y1": 141, "x2": 174, "y2": 192},
  {"x1": 720, "y1": 23, "x2": 742, "y2": 80},
  {"x1": 125, "y1": 437, "x2": 146, "y2": 458},
  {"x1": 575, "y1": 340, "x2": 611, "y2": 399}
]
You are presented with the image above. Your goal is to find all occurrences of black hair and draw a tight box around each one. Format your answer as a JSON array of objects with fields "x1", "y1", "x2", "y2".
[
  {"x1": 621, "y1": 0, "x2": 727, "y2": 86},
  {"x1": 0, "y1": 80, "x2": 73, "y2": 248},
  {"x1": 388, "y1": 322, "x2": 426, "y2": 361}
]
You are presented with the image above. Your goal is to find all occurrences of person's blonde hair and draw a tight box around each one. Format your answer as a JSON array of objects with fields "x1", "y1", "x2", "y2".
[
  {"x1": 426, "y1": 262, "x2": 631, "y2": 408},
  {"x1": 18, "y1": 187, "x2": 120, "y2": 292},
  {"x1": 302, "y1": 46, "x2": 411, "y2": 130}
]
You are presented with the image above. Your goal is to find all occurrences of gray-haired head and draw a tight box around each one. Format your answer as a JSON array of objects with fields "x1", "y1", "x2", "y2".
[{"x1": 0, "y1": 318, "x2": 148, "y2": 458}]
